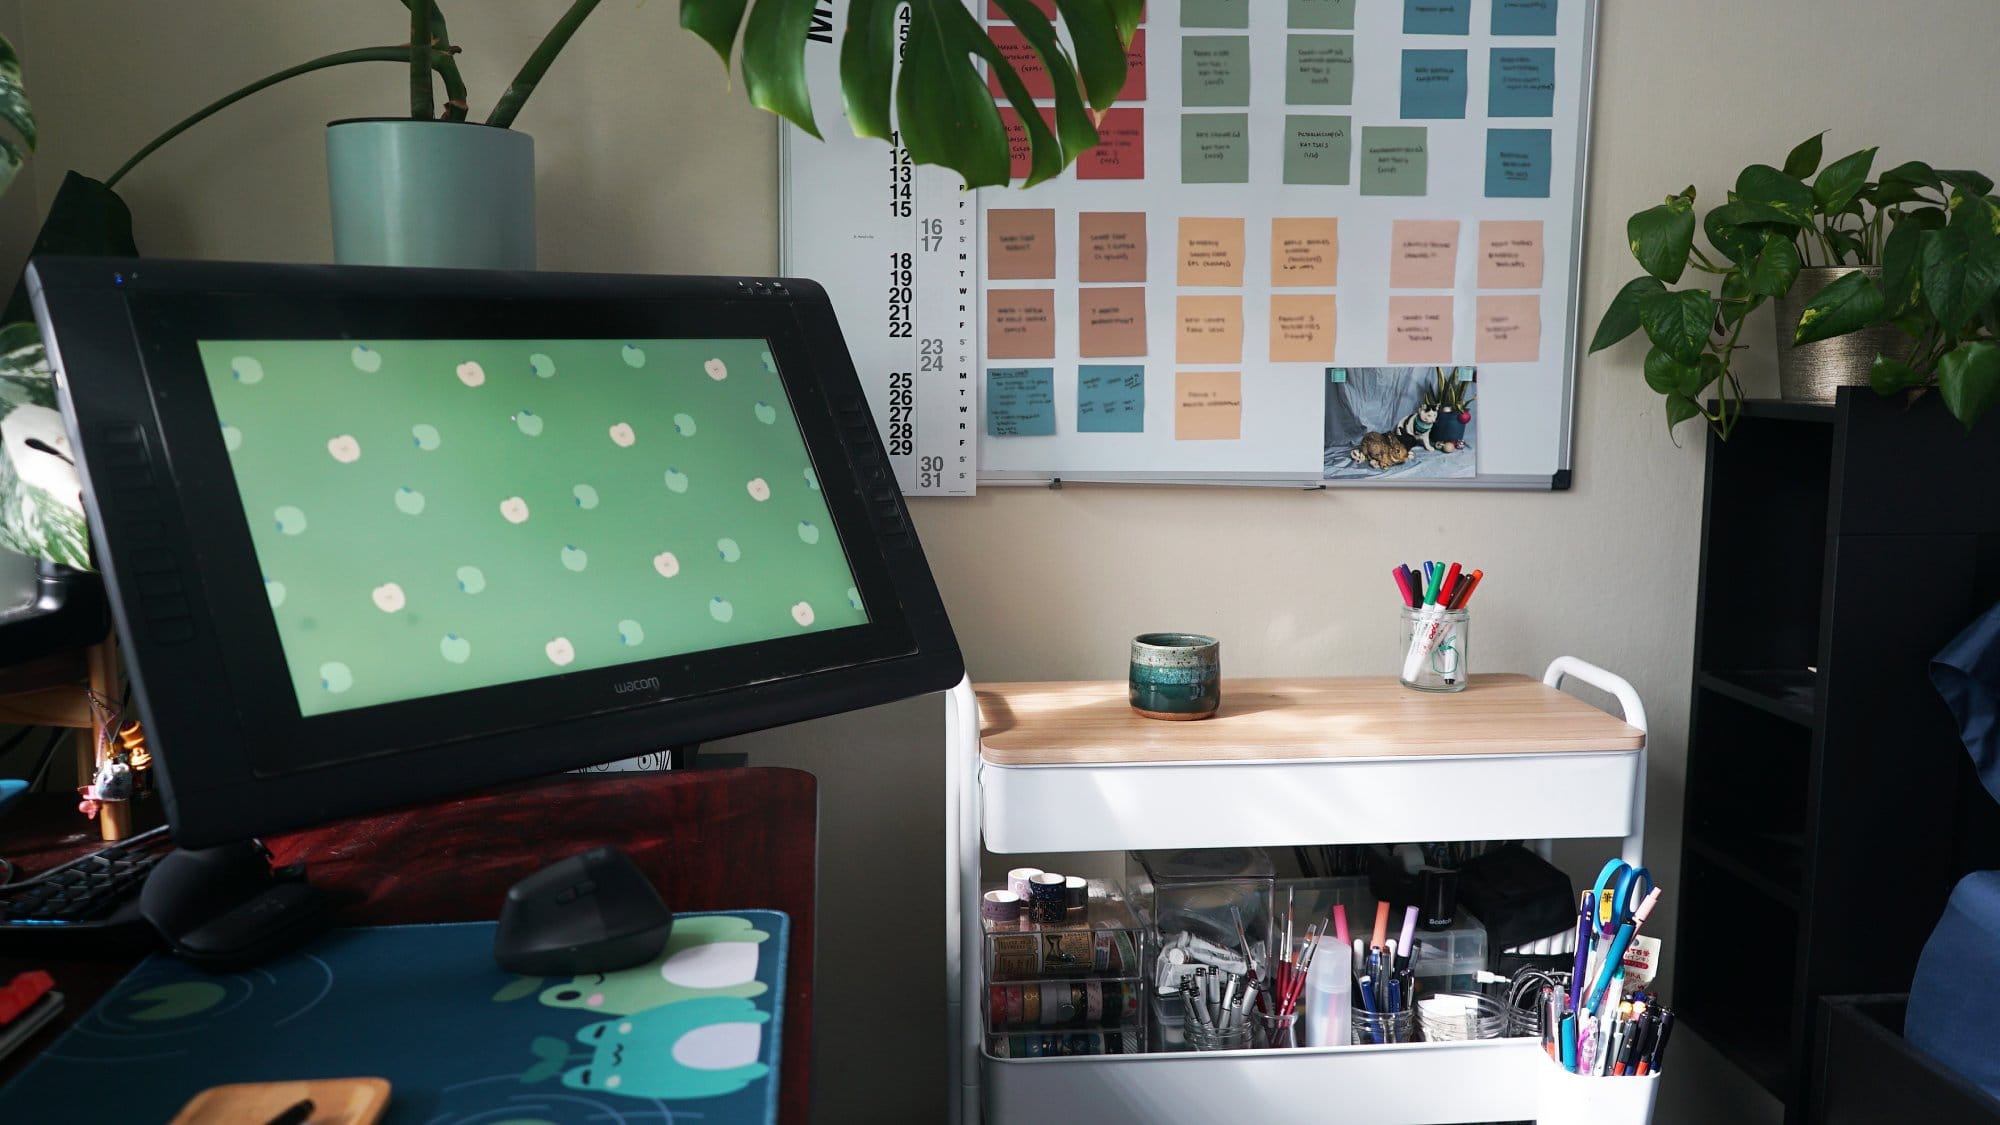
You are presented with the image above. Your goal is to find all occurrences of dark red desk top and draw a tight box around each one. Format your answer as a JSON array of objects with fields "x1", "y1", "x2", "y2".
[{"x1": 0, "y1": 767, "x2": 819, "y2": 1124}]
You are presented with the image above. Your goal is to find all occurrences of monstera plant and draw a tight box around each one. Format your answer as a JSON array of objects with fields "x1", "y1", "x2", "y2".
[
  {"x1": 0, "y1": 33, "x2": 89, "y2": 568},
  {"x1": 103, "y1": 0, "x2": 1145, "y2": 195},
  {"x1": 0, "y1": 3, "x2": 1143, "y2": 564}
]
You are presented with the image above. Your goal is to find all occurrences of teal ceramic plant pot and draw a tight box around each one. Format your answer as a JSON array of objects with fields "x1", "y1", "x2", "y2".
[
  {"x1": 1129, "y1": 633, "x2": 1222, "y2": 721},
  {"x1": 1431, "y1": 409, "x2": 1470, "y2": 444},
  {"x1": 326, "y1": 119, "x2": 535, "y2": 269}
]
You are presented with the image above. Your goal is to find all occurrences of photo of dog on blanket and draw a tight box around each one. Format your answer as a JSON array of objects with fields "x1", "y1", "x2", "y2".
[{"x1": 1323, "y1": 366, "x2": 1477, "y2": 481}]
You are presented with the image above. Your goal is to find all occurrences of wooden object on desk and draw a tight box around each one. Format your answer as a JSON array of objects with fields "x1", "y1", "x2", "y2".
[
  {"x1": 978, "y1": 673, "x2": 1645, "y2": 765},
  {"x1": 169, "y1": 1077, "x2": 390, "y2": 1125},
  {"x1": 0, "y1": 768, "x2": 819, "y2": 1125}
]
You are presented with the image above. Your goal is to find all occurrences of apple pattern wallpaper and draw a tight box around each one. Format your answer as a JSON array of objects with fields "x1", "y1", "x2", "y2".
[{"x1": 198, "y1": 337, "x2": 867, "y2": 716}]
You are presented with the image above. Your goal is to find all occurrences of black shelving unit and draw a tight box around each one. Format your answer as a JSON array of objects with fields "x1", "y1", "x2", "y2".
[{"x1": 1679, "y1": 389, "x2": 2000, "y2": 1123}]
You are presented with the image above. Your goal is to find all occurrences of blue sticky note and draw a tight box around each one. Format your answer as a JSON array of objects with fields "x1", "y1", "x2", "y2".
[
  {"x1": 987, "y1": 368, "x2": 1057, "y2": 436},
  {"x1": 1493, "y1": 0, "x2": 1559, "y2": 35},
  {"x1": 1489, "y1": 48, "x2": 1555, "y2": 117},
  {"x1": 1403, "y1": 0, "x2": 1469, "y2": 34},
  {"x1": 1400, "y1": 50, "x2": 1467, "y2": 119},
  {"x1": 1078, "y1": 366, "x2": 1146, "y2": 433},
  {"x1": 1486, "y1": 128, "x2": 1553, "y2": 197}
]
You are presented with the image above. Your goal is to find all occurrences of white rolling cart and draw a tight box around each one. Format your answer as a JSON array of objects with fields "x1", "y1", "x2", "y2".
[{"x1": 944, "y1": 658, "x2": 1648, "y2": 1124}]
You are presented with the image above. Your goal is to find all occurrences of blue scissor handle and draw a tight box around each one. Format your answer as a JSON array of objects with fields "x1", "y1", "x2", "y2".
[{"x1": 1591, "y1": 858, "x2": 1652, "y2": 936}]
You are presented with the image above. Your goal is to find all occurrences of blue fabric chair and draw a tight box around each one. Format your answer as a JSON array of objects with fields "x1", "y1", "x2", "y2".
[{"x1": 1913, "y1": 606, "x2": 2000, "y2": 1100}]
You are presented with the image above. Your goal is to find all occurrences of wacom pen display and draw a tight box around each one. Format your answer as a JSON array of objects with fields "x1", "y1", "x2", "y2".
[{"x1": 197, "y1": 338, "x2": 868, "y2": 716}]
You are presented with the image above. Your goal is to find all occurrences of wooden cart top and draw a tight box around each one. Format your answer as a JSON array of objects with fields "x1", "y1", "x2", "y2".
[{"x1": 977, "y1": 674, "x2": 1645, "y2": 765}]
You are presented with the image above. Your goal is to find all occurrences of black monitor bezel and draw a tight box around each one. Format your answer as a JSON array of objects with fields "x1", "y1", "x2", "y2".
[{"x1": 31, "y1": 258, "x2": 961, "y2": 845}]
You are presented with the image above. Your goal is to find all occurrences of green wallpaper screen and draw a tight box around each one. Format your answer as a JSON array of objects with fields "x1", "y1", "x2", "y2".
[{"x1": 198, "y1": 338, "x2": 866, "y2": 716}]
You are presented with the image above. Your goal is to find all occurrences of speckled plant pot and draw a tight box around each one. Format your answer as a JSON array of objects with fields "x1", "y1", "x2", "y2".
[{"x1": 1129, "y1": 633, "x2": 1221, "y2": 721}]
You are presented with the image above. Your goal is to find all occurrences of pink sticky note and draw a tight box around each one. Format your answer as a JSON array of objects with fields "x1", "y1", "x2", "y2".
[
  {"x1": 1390, "y1": 220, "x2": 1460, "y2": 289},
  {"x1": 1478, "y1": 221, "x2": 1545, "y2": 289},
  {"x1": 998, "y1": 105, "x2": 1060, "y2": 181},
  {"x1": 987, "y1": 26, "x2": 1056, "y2": 99},
  {"x1": 1387, "y1": 296, "x2": 1454, "y2": 363},
  {"x1": 1078, "y1": 108, "x2": 1145, "y2": 180},
  {"x1": 1476, "y1": 295, "x2": 1541, "y2": 362}
]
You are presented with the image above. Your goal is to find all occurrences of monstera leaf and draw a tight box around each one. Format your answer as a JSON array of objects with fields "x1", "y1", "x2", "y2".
[
  {"x1": 0, "y1": 325, "x2": 89, "y2": 570},
  {"x1": 681, "y1": 0, "x2": 1143, "y2": 188},
  {"x1": 0, "y1": 31, "x2": 33, "y2": 199}
]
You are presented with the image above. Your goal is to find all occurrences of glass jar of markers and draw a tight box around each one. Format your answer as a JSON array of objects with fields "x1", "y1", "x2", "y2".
[{"x1": 1399, "y1": 606, "x2": 1470, "y2": 693}]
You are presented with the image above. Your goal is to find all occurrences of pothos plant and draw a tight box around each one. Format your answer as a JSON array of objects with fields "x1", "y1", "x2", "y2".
[
  {"x1": 1790, "y1": 164, "x2": 2000, "y2": 433},
  {"x1": 1590, "y1": 132, "x2": 2000, "y2": 438}
]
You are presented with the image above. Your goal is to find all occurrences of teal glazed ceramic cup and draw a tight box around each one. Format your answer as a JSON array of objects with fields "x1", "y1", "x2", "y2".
[{"x1": 1129, "y1": 633, "x2": 1222, "y2": 720}]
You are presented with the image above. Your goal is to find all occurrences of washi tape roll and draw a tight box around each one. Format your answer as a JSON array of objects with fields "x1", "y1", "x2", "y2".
[
  {"x1": 1096, "y1": 930, "x2": 1137, "y2": 974},
  {"x1": 1005, "y1": 985, "x2": 1024, "y2": 1028},
  {"x1": 1007, "y1": 867, "x2": 1044, "y2": 902},
  {"x1": 981, "y1": 889, "x2": 1023, "y2": 924},
  {"x1": 1041, "y1": 980, "x2": 1069, "y2": 1025},
  {"x1": 1086, "y1": 981, "x2": 1103, "y2": 1024},
  {"x1": 1022, "y1": 983, "x2": 1041, "y2": 1025},
  {"x1": 1064, "y1": 875, "x2": 1087, "y2": 913},
  {"x1": 1028, "y1": 872, "x2": 1068, "y2": 924},
  {"x1": 988, "y1": 985, "x2": 1008, "y2": 1032}
]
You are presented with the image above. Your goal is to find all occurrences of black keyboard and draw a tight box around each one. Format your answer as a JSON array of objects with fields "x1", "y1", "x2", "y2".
[{"x1": 0, "y1": 826, "x2": 171, "y2": 954}]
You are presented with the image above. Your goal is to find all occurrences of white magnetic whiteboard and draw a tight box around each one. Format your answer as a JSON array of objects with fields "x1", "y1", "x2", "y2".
[{"x1": 783, "y1": 0, "x2": 1598, "y2": 490}]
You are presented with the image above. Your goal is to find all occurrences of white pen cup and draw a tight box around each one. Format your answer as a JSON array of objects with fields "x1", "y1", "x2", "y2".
[{"x1": 1399, "y1": 605, "x2": 1470, "y2": 692}]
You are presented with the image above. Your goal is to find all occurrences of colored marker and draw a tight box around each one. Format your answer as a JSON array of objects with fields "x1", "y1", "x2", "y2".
[
  {"x1": 1449, "y1": 569, "x2": 1484, "y2": 611},
  {"x1": 1392, "y1": 566, "x2": 1417, "y2": 608},
  {"x1": 1371, "y1": 901, "x2": 1390, "y2": 950}
]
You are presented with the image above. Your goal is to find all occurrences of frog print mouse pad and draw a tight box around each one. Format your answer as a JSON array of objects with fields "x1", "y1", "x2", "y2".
[{"x1": 0, "y1": 910, "x2": 787, "y2": 1124}]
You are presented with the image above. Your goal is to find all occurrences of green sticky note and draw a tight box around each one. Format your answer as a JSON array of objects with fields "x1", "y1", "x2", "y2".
[
  {"x1": 1289, "y1": 0, "x2": 1356, "y2": 29},
  {"x1": 1360, "y1": 126, "x2": 1429, "y2": 196},
  {"x1": 1182, "y1": 36, "x2": 1251, "y2": 108},
  {"x1": 1283, "y1": 115, "x2": 1352, "y2": 185},
  {"x1": 1181, "y1": 114, "x2": 1251, "y2": 184},
  {"x1": 1286, "y1": 35, "x2": 1355, "y2": 106},
  {"x1": 1181, "y1": 0, "x2": 1249, "y2": 28}
]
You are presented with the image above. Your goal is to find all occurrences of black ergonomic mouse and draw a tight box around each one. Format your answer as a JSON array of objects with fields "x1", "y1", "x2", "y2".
[
  {"x1": 139, "y1": 840, "x2": 329, "y2": 970},
  {"x1": 493, "y1": 846, "x2": 673, "y2": 976}
]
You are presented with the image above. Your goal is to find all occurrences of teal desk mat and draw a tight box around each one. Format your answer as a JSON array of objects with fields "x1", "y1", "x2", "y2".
[{"x1": 0, "y1": 909, "x2": 787, "y2": 1124}]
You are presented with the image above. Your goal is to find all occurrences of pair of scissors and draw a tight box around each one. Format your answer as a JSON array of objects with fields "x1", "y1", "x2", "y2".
[{"x1": 1591, "y1": 858, "x2": 1653, "y2": 938}]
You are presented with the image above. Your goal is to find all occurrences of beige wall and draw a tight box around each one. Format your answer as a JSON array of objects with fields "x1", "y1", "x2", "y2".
[{"x1": 9, "y1": 3, "x2": 1997, "y2": 1121}]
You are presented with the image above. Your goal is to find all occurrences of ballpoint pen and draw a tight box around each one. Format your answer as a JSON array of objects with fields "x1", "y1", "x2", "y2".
[
  {"x1": 1567, "y1": 891, "x2": 1592, "y2": 1013},
  {"x1": 1641, "y1": 1009, "x2": 1675, "y2": 1075}
]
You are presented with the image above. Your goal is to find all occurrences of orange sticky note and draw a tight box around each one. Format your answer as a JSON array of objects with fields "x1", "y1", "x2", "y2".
[
  {"x1": 1080, "y1": 287, "x2": 1149, "y2": 357},
  {"x1": 1176, "y1": 295, "x2": 1244, "y2": 363},
  {"x1": 1178, "y1": 218, "x2": 1246, "y2": 286},
  {"x1": 1476, "y1": 295, "x2": 1541, "y2": 362},
  {"x1": 1387, "y1": 296, "x2": 1454, "y2": 363},
  {"x1": 1271, "y1": 217, "x2": 1339, "y2": 287},
  {"x1": 1080, "y1": 212, "x2": 1148, "y2": 282},
  {"x1": 987, "y1": 209, "x2": 1056, "y2": 280},
  {"x1": 1175, "y1": 371, "x2": 1242, "y2": 440},
  {"x1": 1270, "y1": 294, "x2": 1337, "y2": 362},
  {"x1": 987, "y1": 289, "x2": 1056, "y2": 359},
  {"x1": 1478, "y1": 220, "x2": 1545, "y2": 289},
  {"x1": 1389, "y1": 219, "x2": 1460, "y2": 289}
]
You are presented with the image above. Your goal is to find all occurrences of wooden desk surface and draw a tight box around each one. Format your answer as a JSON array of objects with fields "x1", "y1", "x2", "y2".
[
  {"x1": 978, "y1": 674, "x2": 1645, "y2": 765},
  {"x1": 0, "y1": 768, "x2": 818, "y2": 1125}
]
